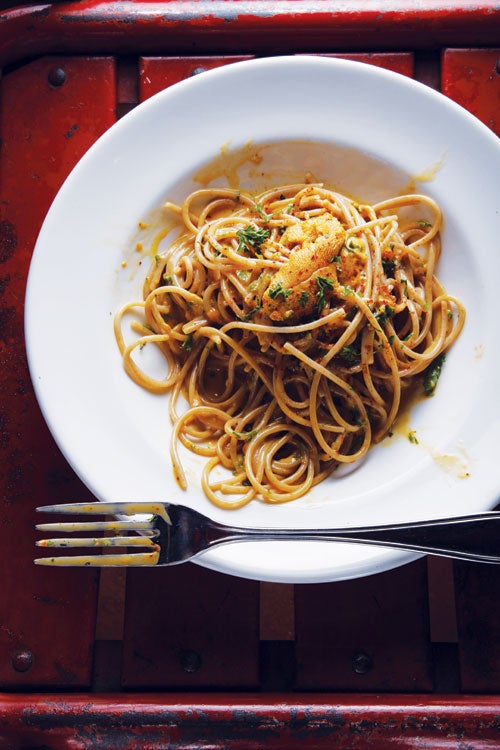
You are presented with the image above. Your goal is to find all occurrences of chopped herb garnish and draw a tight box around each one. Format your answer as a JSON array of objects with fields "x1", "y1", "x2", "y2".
[
  {"x1": 268, "y1": 282, "x2": 292, "y2": 300},
  {"x1": 417, "y1": 220, "x2": 431, "y2": 228},
  {"x1": 316, "y1": 276, "x2": 334, "y2": 312},
  {"x1": 232, "y1": 428, "x2": 258, "y2": 441},
  {"x1": 298, "y1": 291, "x2": 310, "y2": 307},
  {"x1": 408, "y1": 430, "x2": 419, "y2": 444},
  {"x1": 336, "y1": 340, "x2": 361, "y2": 366},
  {"x1": 163, "y1": 274, "x2": 173, "y2": 284},
  {"x1": 423, "y1": 353, "x2": 445, "y2": 397},
  {"x1": 331, "y1": 255, "x2": 342, "y2": 263},
  {"x1": 181, "y1": 333, "x2": 194, "y2": 351},
  {"x1": 241, "y1": 298, "x2": 262, "y2": 321},
  {"x1": 374, "y1": 305, "x2": 394, "y2": 325},
  {"x1": 255, "y1": 203, "x2": 271, "y2": 222},
  {"x1": 237, "y1": 270, "x2": 250, "y2": 281},
  {"x1": 236, "y1": 225, "x2": 270, "y2": 255},
  {"x1": 345, "y1": 235, "x2": 363, "y2": 252}
]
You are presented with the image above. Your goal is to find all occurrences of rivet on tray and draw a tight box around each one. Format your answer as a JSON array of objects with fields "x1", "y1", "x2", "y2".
[
  {"x1": 190, "y1": 67, "x2": 207, "y2": 77},
  {"x1": 352, "y1": 651, "x2": 373, "y2": 675},
  {"x1": 11, "y1": 648, "x2": 34, "y2": 673},
  {"x1": 47, "y1": 67, "x2": 66, "y2": 87},
  {"x1": 179, "y1": 649, "x2": 202, "y2": 672}
]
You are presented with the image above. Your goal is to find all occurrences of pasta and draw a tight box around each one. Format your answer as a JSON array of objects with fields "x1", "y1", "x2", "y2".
[{"x1": 115, "y1": 183, "x2": 465, "y2": 509}]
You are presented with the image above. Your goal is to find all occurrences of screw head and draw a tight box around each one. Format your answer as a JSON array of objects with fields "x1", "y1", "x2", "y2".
[
  {"x1": 179, "y1": 649, "x2": 202, "y2": 673},
  {"x1": 11, "y1": 649, "x2": 33, "y2": 672},
  {"x1": 352, "y1": 651, "x2": 373, "y2": 675},
  {"x1": 47, "y1": 67, "x2": 66, "y2": 87}
]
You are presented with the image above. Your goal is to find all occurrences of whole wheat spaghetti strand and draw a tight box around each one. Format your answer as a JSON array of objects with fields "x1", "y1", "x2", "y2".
[{"x1": 115, "y1": 184, "x2": 465, "y2": 508}]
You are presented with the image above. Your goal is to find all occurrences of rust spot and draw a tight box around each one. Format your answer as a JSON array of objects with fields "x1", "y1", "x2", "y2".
[
  {"x1": 65, "y1": 123, "x2": 78, "y2": 139},
  {"x1": 0, "y1": 220, "x2": 17, "y2": 262}
]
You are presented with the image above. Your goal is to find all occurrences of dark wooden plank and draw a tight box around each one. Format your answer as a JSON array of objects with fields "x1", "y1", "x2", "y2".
[
  {"x1": 122, "y1": 564, "x2": 260, "y2": 689},
  {"x1": 454, "y1": 562, "x2": 500, "y2": 692},
  {"x1": 295, "y1": 560, "x2": 433, "y2": 691},
  {"x1": 442, "y1": 48, "x2": 500, "y2": 136},
  {"x1": 0, "y1": 55, "x2": 116, "y2": 688}
]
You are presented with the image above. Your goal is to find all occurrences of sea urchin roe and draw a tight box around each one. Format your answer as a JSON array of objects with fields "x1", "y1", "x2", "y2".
[{"x1": 262, "y1": 215, "x2": 345, "y2": 321}]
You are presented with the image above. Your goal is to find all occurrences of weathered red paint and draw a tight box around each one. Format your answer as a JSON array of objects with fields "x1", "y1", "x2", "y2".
[
  {"x1": 1, "y1": 693, "x2": 500, "y2": 749},
  {"x1": 0, "y1": 56, "x2": 116, "y2": 688},
  {"x1": 442, "y1": 48, "x2": 500, "y2": 136},
  {"x1": 139, "y1": 55, "x2": 255, "y2": 101},
  {"x1": 0, "y1": 1, "x2": 499, "y2": 745},
  {"x1": 0, "y1": 1, "x2": 500, "y2": 67}
]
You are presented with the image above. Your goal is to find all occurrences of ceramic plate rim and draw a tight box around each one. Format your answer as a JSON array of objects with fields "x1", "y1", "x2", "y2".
[{"x1": 25, "y1": 56, "x2": 500, "y2": 583}]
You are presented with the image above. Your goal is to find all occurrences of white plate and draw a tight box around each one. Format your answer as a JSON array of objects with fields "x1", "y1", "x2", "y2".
[{"x1": 25, "y1": 56, "x2": 500, "y2": 583}]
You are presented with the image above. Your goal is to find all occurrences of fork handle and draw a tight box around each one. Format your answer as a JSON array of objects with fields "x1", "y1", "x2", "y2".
[{"x1": 212, "y1": 513, "x2": 500, "y2": 563}]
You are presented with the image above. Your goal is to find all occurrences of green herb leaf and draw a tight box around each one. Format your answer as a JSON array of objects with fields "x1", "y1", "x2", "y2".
[
  {"x1": 336, "y1": 340, "x2": 361, "y2": 366},
  {"x1": 232, "y1": 428, "x2": 258, "y2": 441},
  {"x1": 241, "y1": 298, "x2": 262, "y2": 321},
  {"x1": 255, "y1": 203, "x2": 271, "y2": 222},
  {"x1": 316, "y1": 276, "x2": 334, "y2": 312},
  {"x1": 345, "y1": 235, "x2": 363, "y2": 252},
  {"x1": 268, "y1": 282, "x2": 292, "y2": 300},
  {"x1": 181, "y1": 333, "x2": 194, "y2": 351},
  {"x1": 374, "y1": 305, "x2": 394, "y2": 326},
  {"x1": 423, "y1": 353, "x2": 445, "y2": 396},
  {"x1": 298, "y1": 291, "x2": 310, "y2": 307},
  {"x1": 236, "y1": 225, "x2": 270, "y2": 255}
]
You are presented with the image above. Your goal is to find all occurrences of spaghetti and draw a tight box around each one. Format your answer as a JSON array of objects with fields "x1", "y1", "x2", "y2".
[{"x1": 115, "y1": 183, "x2": 465, "y2": 509}]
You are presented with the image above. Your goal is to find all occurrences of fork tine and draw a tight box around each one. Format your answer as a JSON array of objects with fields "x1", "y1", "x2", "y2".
[
  {"x1": 36, "y1": 502, "x2": 172, "y2": 523},
  {"x1": 34, "y1": 551, "x2": 160, "y2": 567},
  {"x1": 35, "y1": 520, "x2": 155, "y2": 533},
  {"x1": 36, "y1": 536, "x2": 158, "y2": 548}
]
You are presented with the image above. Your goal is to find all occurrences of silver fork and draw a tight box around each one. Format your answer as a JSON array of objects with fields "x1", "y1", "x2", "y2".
[{"x1": 34, "y1": 502, "x2": 500, "y2": 567}]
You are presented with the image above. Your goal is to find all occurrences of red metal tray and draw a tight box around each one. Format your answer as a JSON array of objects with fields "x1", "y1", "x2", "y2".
[{"x1": 1, "y1": 3, "x2": 499, "y2": 748}]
